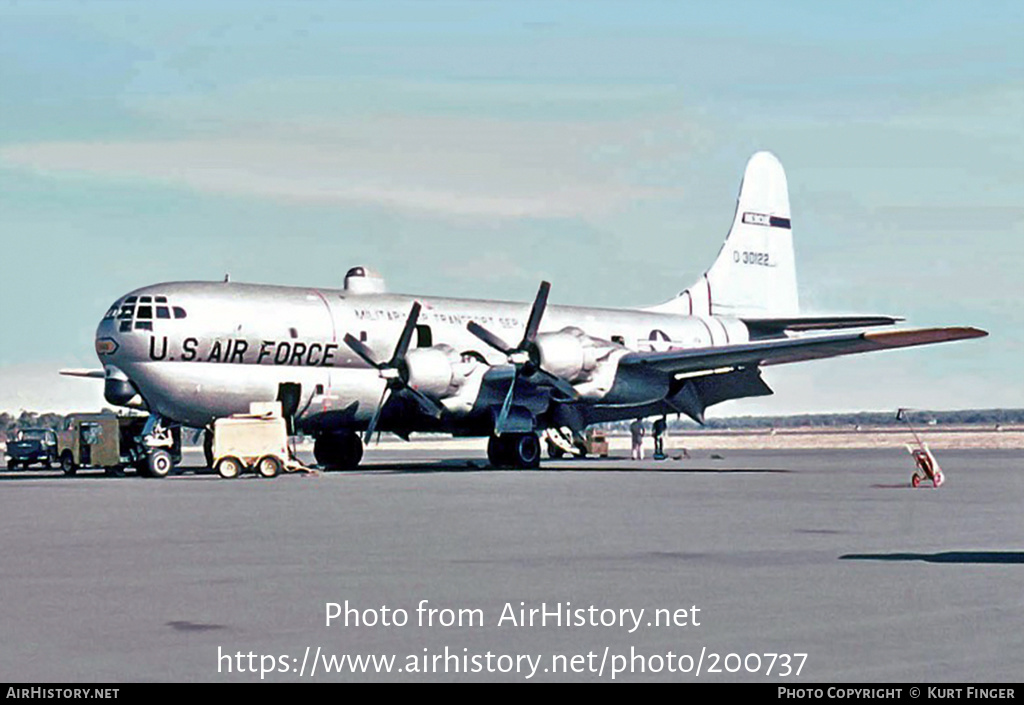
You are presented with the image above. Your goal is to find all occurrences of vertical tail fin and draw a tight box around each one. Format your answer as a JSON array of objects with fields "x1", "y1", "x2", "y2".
[{"x1": 649, "y1": 151, "x2": 799, "y2": 317}]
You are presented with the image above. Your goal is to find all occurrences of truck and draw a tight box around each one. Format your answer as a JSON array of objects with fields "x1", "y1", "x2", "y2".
[
  {"x1": 5, "y1": 428, "x2": 58, "y2": 469},
  {"x1": 55, "y1": 413, "x2": 157, "y2": 476},
  {"x1": 211, "y1": 402, "x2": 303, "y2": 479}
]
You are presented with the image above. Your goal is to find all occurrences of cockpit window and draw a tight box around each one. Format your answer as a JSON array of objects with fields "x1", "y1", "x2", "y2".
[{"x1": 108, "y1": 295, "x2": 186, "y2": 331}]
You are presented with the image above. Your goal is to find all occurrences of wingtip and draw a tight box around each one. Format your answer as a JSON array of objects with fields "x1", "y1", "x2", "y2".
[
  {"x1": 864, "y1": 326, "x2": 989, "y2": 347},
  {"x1": 941, "y1": 326, "x2": 988, "y2": 339}
]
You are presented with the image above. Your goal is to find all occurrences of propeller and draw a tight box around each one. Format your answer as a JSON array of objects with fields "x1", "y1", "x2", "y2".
[
  {"x1": 466, "y1": 281, "x2": 578, "y2": 435},
  {"x1": 343, "y1": 302, "x2": 443, "y2": 442}
]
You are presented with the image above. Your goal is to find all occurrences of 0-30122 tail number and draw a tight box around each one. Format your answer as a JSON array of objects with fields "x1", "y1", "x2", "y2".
[{"x1": 733, "y1": 250, "x2": 771, "y2": 267}]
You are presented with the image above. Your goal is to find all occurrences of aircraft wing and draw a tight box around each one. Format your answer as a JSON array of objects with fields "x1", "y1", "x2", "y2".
[{"x1": 618, "y1": 327, "x2": 987, "y2": 376}]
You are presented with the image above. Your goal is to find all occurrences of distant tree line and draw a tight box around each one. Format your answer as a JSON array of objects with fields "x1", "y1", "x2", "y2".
[
  {"x1": 0, "y1": 411, "x2": 66, "y2": 441},
  {"x1": 701, "y1": 409, "x2": 1024, "y2": 429},
  {"x1": 600, "y1": 408, "x2": 1024, "y2": 433}
]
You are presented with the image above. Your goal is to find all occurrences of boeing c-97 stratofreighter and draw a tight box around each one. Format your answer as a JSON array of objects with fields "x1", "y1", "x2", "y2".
[{"x1": 62, "y1": 152, "x2": 986, "y2": 475}]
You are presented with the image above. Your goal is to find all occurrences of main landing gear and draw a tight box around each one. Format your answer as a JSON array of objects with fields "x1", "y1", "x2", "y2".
[
  {"x1": 314, "y1": 431, "x2": 364, "y2": 469},
  {"x1": 487, "y1": 433, "x2": 541, "y2": 469},
  {"x1": 312, "y1": 430, "x2": 542, "y2": 470}
]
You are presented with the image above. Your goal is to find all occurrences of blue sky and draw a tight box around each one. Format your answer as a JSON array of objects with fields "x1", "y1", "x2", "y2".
[{"x1": 0, "y1": 0, "x2": 1020, "y2": 414}]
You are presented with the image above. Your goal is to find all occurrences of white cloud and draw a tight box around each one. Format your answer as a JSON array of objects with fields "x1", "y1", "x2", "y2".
[{"x1": 0, "y1": 115, "x2": 694, "y2": 219}]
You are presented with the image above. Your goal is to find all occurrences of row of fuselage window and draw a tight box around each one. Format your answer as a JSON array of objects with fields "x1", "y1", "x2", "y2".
[{"x1": 103, "y1": 295, "x2": 188, "y2": 332}]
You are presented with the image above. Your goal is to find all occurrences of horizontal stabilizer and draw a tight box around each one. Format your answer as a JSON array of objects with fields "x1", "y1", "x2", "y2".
[
  {"x1": 743, "y1": 315, "x2": 903, "y2": 337},
  {"x1": 59, "y1": 368, "x2": 105, "y2": 379}
]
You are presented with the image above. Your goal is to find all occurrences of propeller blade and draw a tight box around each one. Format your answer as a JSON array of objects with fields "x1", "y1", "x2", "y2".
[
  {"x1": 467, "y1": 321, "x2": 514, "y2": 355},
  {"x1": 344, "y1": 333, "x2": 383, "y2": 369},
  {"x1": 521, "y1": 280, "x2": 551, "y2": 345},
  {"x1": 364, "y1": 385, "x2": 392, "y2": 442},
  {"x1": 390, "y1": 301, "x2": 422, "y2": 366},
  {"x1": 495, "y1": 369, "x2": 517, "y2": 436},
  {"x1": 408, "y1": 387, "x2": 444, "y2": 419},
  {"x1": 344, "y1": 303, "x2": 446, "y2": 432},
  {"x1": 536, "y1": 368, "x2": 579, "y2": 401}
]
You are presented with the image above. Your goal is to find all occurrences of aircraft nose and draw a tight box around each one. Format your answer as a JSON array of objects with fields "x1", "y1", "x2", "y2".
[
  {"x1": 95, "y1": 316, "x2": 136, "y2": 405},
  {"x1": 95, "y1": 316, "x2": 121, "y2": 358}
]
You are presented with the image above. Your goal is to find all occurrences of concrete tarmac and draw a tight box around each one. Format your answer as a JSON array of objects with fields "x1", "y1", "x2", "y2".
[{"x1": 0, "y1": 447, "x2": 1021, "y2": 682}]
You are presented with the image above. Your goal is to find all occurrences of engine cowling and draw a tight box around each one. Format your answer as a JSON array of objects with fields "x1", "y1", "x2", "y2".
[
  {"x1": 403, "y1": 345, "x2": 468, "y2": 399},
  {"x1": 534, "y1": 327, "x2": 602, "y2": 383}
]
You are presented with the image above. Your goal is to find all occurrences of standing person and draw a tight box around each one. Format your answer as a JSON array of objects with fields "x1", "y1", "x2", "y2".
[
  {"x1": 629, "y1": 418, "x2": 646, "y2": 460},
  {"x1": 652, "y1": 416, "x2": 667, "y2": 459}
]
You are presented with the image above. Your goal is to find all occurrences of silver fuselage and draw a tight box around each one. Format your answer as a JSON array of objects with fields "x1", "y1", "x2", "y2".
[{"x1": 95, "y1": 281, "x2": 750, "y2": 431}]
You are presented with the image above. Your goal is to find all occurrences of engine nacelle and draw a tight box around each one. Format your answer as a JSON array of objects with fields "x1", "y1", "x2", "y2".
[
  {"x1": 404, "y1": 345, "x2": 467, "y2": 399},
  {"x1": 652, "y1": 316, "x2": 750, "y2": 349},
  {"x1": 534, "y1": 327, "x2": 602, "y2": 383}
]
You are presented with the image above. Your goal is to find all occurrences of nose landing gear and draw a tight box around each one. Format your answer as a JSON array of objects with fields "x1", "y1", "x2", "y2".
[{"x1": 135, "y1": 415, "x2": 180, "y2": 478}]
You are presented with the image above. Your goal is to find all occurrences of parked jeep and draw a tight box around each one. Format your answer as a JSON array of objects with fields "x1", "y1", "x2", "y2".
[{"x1": 5, "y1": 428, "x2": 58, "y2": 469}]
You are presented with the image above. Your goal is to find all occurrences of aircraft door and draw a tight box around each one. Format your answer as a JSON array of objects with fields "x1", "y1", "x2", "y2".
[
  {"x1": 310, "y1": 288, "x2": 348, "y2": 406},
  {"x1": 277, "y1": 382, "x2": 301, "y2": 434}
]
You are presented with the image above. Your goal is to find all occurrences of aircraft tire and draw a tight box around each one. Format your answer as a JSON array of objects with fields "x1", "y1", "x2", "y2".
[
  {"x1": 510, "y1": 433, "x2": 541, "y2": 469},
  {"x1": 313, "y1": 436, "x2": 331, "y2": 467},
  {"x1": 345, "y1": 433, "x2": 364, "y2": 468},
  {"x1": 256, "y1": 455, "x2": 282, "y2": 478},
  {"x1": 314, "y1": 432, "x2": 363, "y2": 469},
  {"x1": 547, "y1": 443, "x2": 565, "y2": 460},
  {"x1": 147, "y1": 450, "x2": 173, "y2": 479},
  {"x1": 60, "y1": 451, "x2": 77, "y2": 476},
  {"x1": 488, "y1": 434, "x2": 541, "y2": 469},
  {"x1": 487, "y1": 435, "x2": 510, "y2": 468}
]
